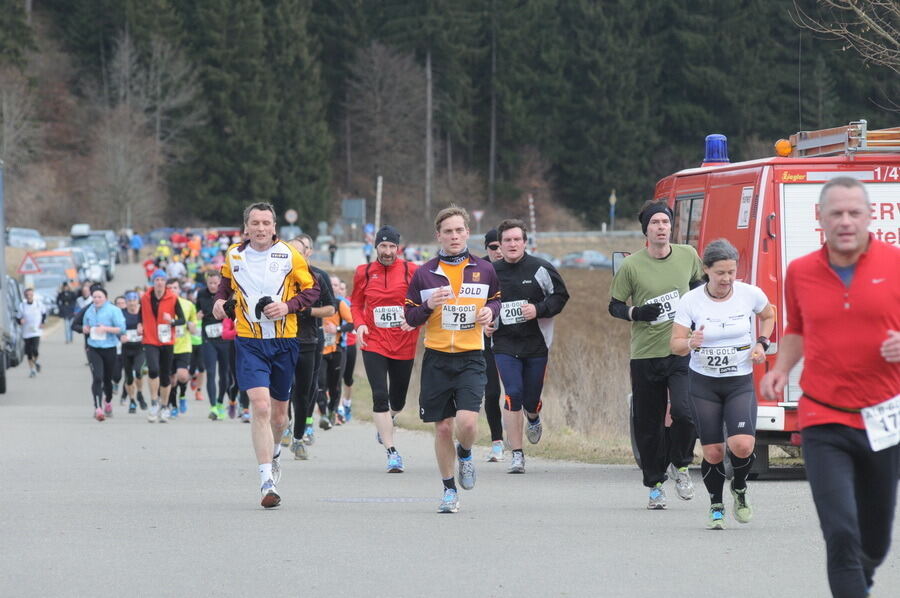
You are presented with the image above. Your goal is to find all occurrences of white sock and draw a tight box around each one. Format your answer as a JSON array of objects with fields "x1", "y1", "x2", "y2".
[
  {"x1": 342, "y1": 398, "x2": 351, "y2": 407},
  {"x1": 259, "y1": 463, "x2": 273, "y2": 485},
  {"x1": 273, "y1": 443, "x2": 281, "y2": 458}
]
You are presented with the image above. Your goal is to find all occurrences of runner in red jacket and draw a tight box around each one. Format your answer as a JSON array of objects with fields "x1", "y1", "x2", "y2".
[{"x1": 350, "y1": 225, "x2": 419, "y2": 473}]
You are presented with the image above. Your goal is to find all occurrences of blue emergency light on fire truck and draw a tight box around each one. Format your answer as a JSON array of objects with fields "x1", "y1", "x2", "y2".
[{"x1": 616, "y1": 119, "x2": 900, "y2": 478}]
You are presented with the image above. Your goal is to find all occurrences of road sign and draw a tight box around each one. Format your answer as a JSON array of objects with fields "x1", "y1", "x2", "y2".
[
  {"x1": 17, "y1": 253, "x2": 41, "y2": 275},
  {"x1": 284, "y1": 209, "x2": 298, "y2": 224},
  {"x1": 472, "y1": 210, "x2": 484, "y2": 222}
]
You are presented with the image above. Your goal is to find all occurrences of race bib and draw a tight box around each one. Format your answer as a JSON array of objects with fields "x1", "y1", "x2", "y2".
[
  {"x1": 205, "y1": 323, "x2": 223, "y2": 339},
  {"x1": 441, "y1": 303, "x2": 476, "y2": 331},
  {"x1": 90, "y1": 327, "x2": 107, "y2": 341},
  {"x1": 175, "y1": 325, "x2": 186, "y2": 338},
  {"x1": 696, "y1": 345, "x2": 749, "y2": 376},
  {"x1": 125, "y1": 329, "x2": 142, "y2": 343},
  {"x1": 374, "y1": 306, "x2": 404, "y2": 329},
  {"x1": 646, "y1": 290, "x2": 680, "y2": 325},
  {"x1": 157, "y1": 324, "x2": 172, "y2": 343},
  {"x1": 500, "y1": 300, "x2": 528, "y2": 325},
  {"x1": 861, "y1": 394, "x2": 900, "y2": 452},
  {"x1": 323, "y1": 332, "x2": 336, "y2": 346}
]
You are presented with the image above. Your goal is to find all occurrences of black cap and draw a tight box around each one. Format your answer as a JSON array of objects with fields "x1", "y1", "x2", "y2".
[
  {"x1": 484, "y1": 229, "x2": 499, "y2": 248},
  {"x1": 638, "y1": 203, "x2": 674, "y2": 235},
  {"x1": 375, "y1": 225, "x2": 401, "y2": 246}
]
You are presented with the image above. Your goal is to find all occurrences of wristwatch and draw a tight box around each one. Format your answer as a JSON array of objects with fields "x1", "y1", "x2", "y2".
[{"x1": 756, "y1": 336, "x2": 770, "y2": 352}]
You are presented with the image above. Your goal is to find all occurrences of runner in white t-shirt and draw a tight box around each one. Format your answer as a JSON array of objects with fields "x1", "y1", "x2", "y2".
[{"x1": 670, "y1": 239, "x2": 775, "y2": 530}]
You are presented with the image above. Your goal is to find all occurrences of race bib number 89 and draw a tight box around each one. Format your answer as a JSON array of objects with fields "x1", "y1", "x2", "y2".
[
  {"x1": 441, "y1": 304, "x2": 476, "y2": 331},
  {"x1": 374, "y1": 306, "x2": 404, "y2": 328},
  {"x1": 646, "y1": 290, "x2": 680, "y2": 325},
  {"x1": 500, "y1": 300, "x2": 528, "y2": 325}
]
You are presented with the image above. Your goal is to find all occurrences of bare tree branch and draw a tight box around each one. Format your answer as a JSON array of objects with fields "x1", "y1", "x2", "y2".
[
  {"x1": 0, "y1": 67, "x2": 38, "y2": 169},
  {"x1": 793, "y1": 0, "x2": 900, "y2": 74}
]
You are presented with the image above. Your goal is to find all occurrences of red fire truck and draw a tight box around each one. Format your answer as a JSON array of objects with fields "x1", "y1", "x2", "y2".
[{"x1": 646, "y1": 119, "x2": 900, "y2": 475}]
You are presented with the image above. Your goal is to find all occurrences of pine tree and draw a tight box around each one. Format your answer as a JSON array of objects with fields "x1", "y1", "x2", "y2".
[{"x1": 0, "y1": 0, "x2": 35, "y2": 69}]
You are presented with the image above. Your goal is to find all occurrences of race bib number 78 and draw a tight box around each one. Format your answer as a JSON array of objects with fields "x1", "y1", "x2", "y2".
[{"x1": 441, "y1": 304, "x2": 476, "y2": 331}]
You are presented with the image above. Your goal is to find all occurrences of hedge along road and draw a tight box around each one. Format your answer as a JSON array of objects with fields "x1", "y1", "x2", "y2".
[{"x1": 1, "y1": 263, "x2": 898, "y2": 598}]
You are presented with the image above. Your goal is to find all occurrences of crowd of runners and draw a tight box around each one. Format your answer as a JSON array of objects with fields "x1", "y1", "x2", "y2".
[{"x1": 50, "y1": 179, "x2": 898, "y2": 598}]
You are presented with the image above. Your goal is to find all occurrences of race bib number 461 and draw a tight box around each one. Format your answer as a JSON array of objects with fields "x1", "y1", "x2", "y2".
[
  {"x1": 374, "y1": 306, "x2": 404, "y2": 328},
  {"x1": 646, "y1": 290, "x2": 680, "y2": 325},
  {"x1": 441, "y1": 304, "x2": 476, "y2": 331}
]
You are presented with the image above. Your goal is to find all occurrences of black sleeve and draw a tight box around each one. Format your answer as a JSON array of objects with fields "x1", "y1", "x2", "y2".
[
  {"x1": 535, "y1": 265, "x2": 569, "y2": 318},
  {"x1": 71, "y1": 308, "x2": 86, "y2": 334},
  {"x1": 689, "y1": 278, "x2": 704, "y2": 290},
  {"x1": 171, "y1": 300, "x2": 186, "y2": 326},
  {"x1": 608, "y1": 297, "x2": 631, "y2": 321}
]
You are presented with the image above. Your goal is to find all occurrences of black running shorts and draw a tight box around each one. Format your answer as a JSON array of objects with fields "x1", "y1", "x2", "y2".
[{"x1": 418, "y1": 349, "x2": 486, "y2": 422}]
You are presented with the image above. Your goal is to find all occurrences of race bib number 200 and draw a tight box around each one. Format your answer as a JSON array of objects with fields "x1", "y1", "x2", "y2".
[
  {"x1": 862, "y1": 394, "x2": 900, "y2": 452},
  {"x1": 646, "y1": 290, "x2": 680, "y2": 325},
  {"x1": 500, "y1": 300, "x2": 528, "y2": 325},
  {"x1": 441, "y1": 304, "x2": 476, "y2": 331}
]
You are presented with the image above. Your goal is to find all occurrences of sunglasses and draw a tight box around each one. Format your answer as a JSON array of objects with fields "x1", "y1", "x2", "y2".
[{"x1": 487, "y1": 244, "x2": 500, "y2": 250}]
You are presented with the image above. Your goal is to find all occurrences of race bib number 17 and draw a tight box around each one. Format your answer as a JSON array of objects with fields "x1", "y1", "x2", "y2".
[
  {"x1": 862, "y1": 394, "x2": 900, "y2": 452},
  {"x1": 441, "y1": 304, "x2": 476, "y2": 331},
  {"x1": 646, "y1": 290, "x2": 680, "y2": 325}
]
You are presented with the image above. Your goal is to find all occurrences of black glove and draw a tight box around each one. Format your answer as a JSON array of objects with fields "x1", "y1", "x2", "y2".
[
  {"x1": 223, "y1": 299, "x2": 236, "y2": 320},
  {"x1": 631, "y1": 303, "x2": 663, "y2": 322},
  {"x1": 255, "y1": 296, "x2": 275, "y2": 320}
]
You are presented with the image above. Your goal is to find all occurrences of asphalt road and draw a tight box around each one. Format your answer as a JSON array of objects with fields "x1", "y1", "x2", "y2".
[{"x1": 1, "y1": 264, "x2": 898, "y2": 598}]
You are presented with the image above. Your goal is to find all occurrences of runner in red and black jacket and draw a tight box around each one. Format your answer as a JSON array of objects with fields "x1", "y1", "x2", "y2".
[{"x1": 350, "y1": 225, "x2": 420, "y2": 473}]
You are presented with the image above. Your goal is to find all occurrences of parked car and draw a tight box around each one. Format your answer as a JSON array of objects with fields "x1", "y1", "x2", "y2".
[
  {"x1": 26, "y1": 272, "x2": 67, "y2": 316},
  {"x1": 92, "y1": 230, "x2": 121, "y2": 264},
  {"x1": 4, "y1": 275, "x2": 25, "y2": 369},
  {"x1": 70, "y1": 234, "x2": 115, "y2": 281},
  {"x1": 6, "y1": 227, "x2": 46, "y2": 250},
  {"x1": 30, "y1": 249, "x2": 84, "y2": 285},
  {"x1": 78, "y1": 248, "x2": 105, "y2": 283},
  {"x1": 560, "y1": 249, "x2": 613, "y2": 270},
  {"x1": 530, "y1": 251, "x2": 562, "y2": 269}
]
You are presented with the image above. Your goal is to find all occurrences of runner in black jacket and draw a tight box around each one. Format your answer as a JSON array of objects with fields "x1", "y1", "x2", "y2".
[{"x1": 489, "y1": 219, "x2": 569, "y2": 473}]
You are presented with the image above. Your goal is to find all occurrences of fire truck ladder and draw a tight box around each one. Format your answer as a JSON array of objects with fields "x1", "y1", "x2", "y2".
[{"x1": 788, "y1": 120, "x2": 900, "y2": 158}]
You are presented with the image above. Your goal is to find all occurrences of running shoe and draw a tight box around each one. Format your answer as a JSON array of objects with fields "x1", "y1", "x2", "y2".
[
  {"x1": 648, "y1": 483, "x2": 667, "y2": 510},
  {"x1": 708, "y1": 503, "x2": 726, "y2": 530},
  {"x1": 241, "y1": 409, "x2": 251, "y2": 423},
  {"x1": 526, "y1": 417, "x2": 543, "y2": 444},
  {"x1": 216, "y1": 403, "x2": 226, "y2": 420},
  {"x1": 336, "y1": 406, "x2": 346, "y2": 425},
  {"x1": 487, "y1": 440, "x2": 504, "y2": 462},
  {"x1": 291, "y1": 439, "x2": 308, "y2": 460},
  {"x1": 227, "y1": 401, "x2": 237, "y2": 419},
  {"x1": 387, "y1": 452, "x2": 404, "y2": 473},
  {"x1": 159, "y1": 407, "x2": 170, "y2": 423},
  {"x1": 208, "y1": 407, "x2": 218, "y2": 421},
  {"x1": 272, "y1": 452, "x2": 282, "y2": 484},
  {"x1": 668, "y1": 463, "x2": 695, "y2": 501},
  {"x1": 94, "y1": 407, "x2": 105, "y2": 422},
  {"x1": 104, "y1": 402, "x2": 113, "y2": 417},
  {"x1": 260, "y1": 479, "x2": 281, "y2": 509},
  {"x1": 194, "y1": 389, "x2": 203, "y2": 401},
  {"x1": 178, "y1": 397, "x2": 187, "y2": 414},
  {"x1": 169, "y1": 407, "x2": 178, "y2": 419},
  {"x1": 457, "y1": 456, "x2": 476, "y2": 490},
  {"x1": 29, "y1": 369, "x2": 36, "y2": 378},
  {"x1": 438, "y1": 488, "x2": 459, "y2": 513},
  {"x1": 128, "y1": 401, "x2": 136, "y2": 414},
  {"x1": 280, "y1": 426, "x2": 292, "y2": 447},
  {"x1": 508, "y1": 451, "x2": 525, "y2": 474},
  {"x1": 343, "y1": 404, "x2": 352, "y2": 423},
  {"x1": 35, "y1": 362, "x2": 41, "y2": 373},
  {"x1": 137, "y1": 393, "x2": 147, "y2": 410},
  {"x1": 731, "y1": 483, "x2": 753, "y2": 524},
  {"x1": 147, "y1": 404, "x2": 159, "y2": 423},
  {"x1": 329, "y1": 410, "x2": 339, "y2": 426},
  {"x1": 319, "y1": 415, "x2": 332, "y2": 431},
  {"x1": 302, "y1": 425, "x2": 315, "y2": 445},
  {"x1": 189, "y1": 376, "x2": 198, "y2": 391},
  {"x1": 112, "y1": 382, "x2": 119, "y2": 396}
]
